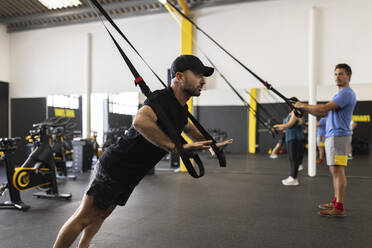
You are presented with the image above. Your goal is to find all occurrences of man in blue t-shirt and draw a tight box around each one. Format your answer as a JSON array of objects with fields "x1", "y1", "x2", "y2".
[{"x1": 294, "y1": 64, "x2": 356, "y2": 217}]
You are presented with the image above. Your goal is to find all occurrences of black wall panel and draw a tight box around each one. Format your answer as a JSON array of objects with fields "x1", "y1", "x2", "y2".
[
  {"x1": 196, "y1": 106, "x2": 248, "y2": 153},
  {"x1": 257, "y1": 101, "x2": 372, "y2": 155},
  {"x1": 108, "y1": 113, "x2": 132, "y2": 130},
  {"x1": 11, "y1": 98, "x2": 47, "y2": 164},
  {"x1": 0, "y1": 82, "x2": 9, "y2": 137},
  {"x1": 256, "y1": 102, "x2": 290, "y2": 154},
  {"x1": 352, "y1": 101, "x2": 372, "y2": 155}
]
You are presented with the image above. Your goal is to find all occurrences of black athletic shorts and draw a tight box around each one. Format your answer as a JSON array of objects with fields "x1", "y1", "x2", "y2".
[{"x1": 86, "y1": 151, "x2": 149, "y2": 210}]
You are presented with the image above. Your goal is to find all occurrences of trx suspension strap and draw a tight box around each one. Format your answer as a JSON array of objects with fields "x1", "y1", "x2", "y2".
[
  {"x1": 160, "y1": 0, "x2": 304, "y2": 118},
  {"x1": 201, "y1": 51, "x2": 278, "y2": 137},
  {"x1": 88, "y1": 0, "x2": 226, "y2": 178},
  {"x1": 162, "y1": 5, "x2": 278, "y2": 137}
]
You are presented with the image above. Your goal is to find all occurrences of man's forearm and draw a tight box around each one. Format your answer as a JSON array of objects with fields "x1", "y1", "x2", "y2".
[
  {"x1": 134, "y1": 121, "x2": 176, "y2": 153},
  {"x1": 183, "y1": 123, "x2": 205, "y2": 142},
  {"x1": 183, "y1": 129, "x2": 205, "y2": 142},
  {"x1": 301, "y1": 103, "x2": 328, "y2": 117}
]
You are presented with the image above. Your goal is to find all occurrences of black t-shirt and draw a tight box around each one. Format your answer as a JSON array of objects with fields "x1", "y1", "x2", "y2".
[{"x1": 99, "y1": 87, "x2": 188, "y2": 175}]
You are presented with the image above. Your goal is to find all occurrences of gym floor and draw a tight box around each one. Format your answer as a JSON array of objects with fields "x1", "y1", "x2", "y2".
[{"x1": 1, "y1": 153, "x2": 371, "y2": 248}]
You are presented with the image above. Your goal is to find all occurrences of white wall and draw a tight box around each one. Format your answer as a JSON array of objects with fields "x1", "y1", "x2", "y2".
[
  {"x1": 9, "y1": 13, "x2": 181, "y2": 98},
  {"x1": 194, "y1": 0, "x2": 372, "y2": 104},
  {"x1": 0, "y1": 25, "x2": 10, "y2": 82},
  {"x1": 8, "y1": 0, "x2": 372, "y2": 104}
]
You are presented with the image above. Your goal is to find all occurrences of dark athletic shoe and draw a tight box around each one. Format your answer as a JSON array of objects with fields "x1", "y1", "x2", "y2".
[
  {"x1": 318, "y1": 208, "x2": 346, "y2": 217},
  {"x1": 318, "y1": 202, "x2": 334, "y2": 210}
]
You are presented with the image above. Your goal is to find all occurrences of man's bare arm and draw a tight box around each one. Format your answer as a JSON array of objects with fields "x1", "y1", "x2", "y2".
[
  {"x1": 294, "y1": 101, "x2": 339, "y2": 117},
  {"x1": 133, "y1": 106, "x2": 213, "y2": 153},
  {"x1": 133, "y1": 105, "x2": 177, "y2": 153},
  {"x1": 183, "y1": 122, "x2": 233, "y2": 157},
  {"x1": 183, "y1": 122, "x2": 205, "y2": 141}
]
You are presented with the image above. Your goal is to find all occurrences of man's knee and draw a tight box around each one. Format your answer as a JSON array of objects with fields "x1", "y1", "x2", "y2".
[
  {"x1": 76, "y1": 208, "x2": 112, "y2": 227},
  {"x1": 76, "y1": 197, "x2": 115, "y2": 226},
  {"x1": 330, "y1": 165, "x2": 345, "y2": 177}
]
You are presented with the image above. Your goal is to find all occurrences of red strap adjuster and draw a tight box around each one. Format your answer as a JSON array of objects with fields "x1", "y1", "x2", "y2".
[{"x1": 135, "y1": 77, "x2": 143, "y2": 84}]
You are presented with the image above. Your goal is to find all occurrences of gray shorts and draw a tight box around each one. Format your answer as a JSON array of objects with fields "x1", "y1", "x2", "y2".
[
  {"x1": 325, "y1": 136, "x2": 351, "y2": 166},
  {"x1": 316, "y1": 136, "x2": 325, "y2": 147}
]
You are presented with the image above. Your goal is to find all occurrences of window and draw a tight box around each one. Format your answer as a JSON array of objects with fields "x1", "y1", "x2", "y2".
[
  {"x1": 108, "y1": 92, "x2": 138, "y2": 115},
  {"x1": 47, "y1": 95, "x2": 80, "y2": 109}
]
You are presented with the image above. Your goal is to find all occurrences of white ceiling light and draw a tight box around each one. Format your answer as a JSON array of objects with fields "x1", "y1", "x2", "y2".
[
  {"x1": 38, "y1": 0, "x2": 82, "y2": 10},
  {"x1": 158, "y1": 0, "x2": 167, "y2": 4}
]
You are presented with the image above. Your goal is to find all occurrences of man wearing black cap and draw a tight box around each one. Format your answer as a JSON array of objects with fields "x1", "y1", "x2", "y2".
[{"x1": 53, "y1": 55, "x2": 232, "y2": 248}]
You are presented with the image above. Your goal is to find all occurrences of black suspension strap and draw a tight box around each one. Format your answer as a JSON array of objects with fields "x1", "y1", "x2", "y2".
[
  {"x1": 266, "y1": 89, "x2": 291, "y2": 116},
  {"x1": 200, "y1": 51, "x2": 278, "y2": 137},
  {"x1": 161, "y1": 0, "x2": 304, "y2": 118},
  {"x1": 88, "y1": 0, "x2": 225, "y2": 177},
  {"x1": 162, "y1": 5, "x2": 278, "y2": 137}
]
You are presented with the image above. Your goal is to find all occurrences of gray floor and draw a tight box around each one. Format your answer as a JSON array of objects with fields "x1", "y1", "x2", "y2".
[{"x1": 1, "y1": 153, "x2": 372, "y2": 248}]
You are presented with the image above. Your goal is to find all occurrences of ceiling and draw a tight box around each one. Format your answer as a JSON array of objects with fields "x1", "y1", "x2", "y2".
[{"x1": 0, "y1": 0, "x2": 259, "y2": 33}]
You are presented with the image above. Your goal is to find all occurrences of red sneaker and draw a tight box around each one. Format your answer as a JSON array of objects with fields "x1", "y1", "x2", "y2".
[
  {"x1": 318, "y1": 208, "x2": 346, "y2": 217},
  {"x1": 318, "y1": 202, "x2": 334, "y2": 210}
]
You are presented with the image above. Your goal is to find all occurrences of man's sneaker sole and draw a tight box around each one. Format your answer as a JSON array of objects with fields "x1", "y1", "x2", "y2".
[{"x1": 318, "y1": 209, "x2": 346, "y2": 217}]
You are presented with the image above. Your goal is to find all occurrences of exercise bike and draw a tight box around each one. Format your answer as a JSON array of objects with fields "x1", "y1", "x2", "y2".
[
  {"x1": 50, "y1": 122, "x2": 77, "y2": 181},
  {"x1": 0, "y1": 122, "x2": 72, "y2": 211},
  {"x1": 0, "y1": 138, "x2": 30, "y2": 211}
]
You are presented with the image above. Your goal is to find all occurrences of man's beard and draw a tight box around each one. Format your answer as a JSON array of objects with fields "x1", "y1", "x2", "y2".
[
  {"x1": 336, "y1": 80, "x2": 346, "y2": 87},
  {"x1": 183, "y1": 77, "x2": 201, "y2": 96},
  {"x1": 184, "y1": 86, "x2": 201, "y2": 96}
]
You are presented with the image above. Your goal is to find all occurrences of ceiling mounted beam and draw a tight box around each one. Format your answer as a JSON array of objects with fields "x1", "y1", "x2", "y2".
[{"x1": 0, "y1": 0, "x2": 263, "y2": 33}]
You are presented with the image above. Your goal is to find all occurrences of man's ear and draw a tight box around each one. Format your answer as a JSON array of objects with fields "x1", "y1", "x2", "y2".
[{"x1": 175, "y1": 71, "x2": 185, "y2": 82}]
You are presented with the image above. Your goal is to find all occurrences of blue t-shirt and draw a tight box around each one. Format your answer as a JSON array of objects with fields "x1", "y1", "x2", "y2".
[
  {"x1": 326, "y1": 86, "x2": 356, "y2": 137},
  {"x1": 317, "y1": 117, "x2": 327, "y2": 137},
  {"x1": 284, "y1": 114, "x2": 305, "y2": 142}
]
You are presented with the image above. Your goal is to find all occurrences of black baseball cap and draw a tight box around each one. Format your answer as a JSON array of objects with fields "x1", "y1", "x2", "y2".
[{"x1": 170, "y1": 55, "x2": 214, "y2": 78}]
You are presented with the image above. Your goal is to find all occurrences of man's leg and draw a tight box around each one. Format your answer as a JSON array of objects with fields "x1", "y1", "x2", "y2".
[
  {"x1": 53, "y1": 194, "x2": 116, "y2": 248},
  {"x1": 318, "y1": 146, "x2": 325, "y2": 162},
  {"x1": 318, "y1": 165, "x2": 346, "y2": 216},
  {"x1": 330, "y1": 165, "x2": 347, "y2": 203},
  {"x1": 77, "y1": 197, "x2": 116, "y2": 248},
  {"x1": 272, "y1": 143, "x2": 281, "y2": 155}
]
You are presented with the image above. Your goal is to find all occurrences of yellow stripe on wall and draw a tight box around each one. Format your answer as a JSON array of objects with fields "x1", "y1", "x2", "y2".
[
  {"x1": 178, "y1": 0, "x2": 193, "y2": 172},
  {"x1": 54, "y1": 108, "x2": 65, "y2": 117},
  {"x1": 249, "y1": 88, "x2": 257, "y2": 153}
]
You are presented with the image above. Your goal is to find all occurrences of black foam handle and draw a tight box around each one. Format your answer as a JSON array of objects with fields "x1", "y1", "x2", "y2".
[
  {"x1": 293, "y1": 108, "x2": 304, "y2": 118},
  {"x1": 180, "y1": 151, "x2": 205, "y2": 178},
  {"x1": 186, "y1": 111, "x2": 226, "y2": 167}
]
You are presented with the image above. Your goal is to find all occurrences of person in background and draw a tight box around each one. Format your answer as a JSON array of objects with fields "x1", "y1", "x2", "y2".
[
  {"x1": 273, "y1": 98, "x2": 305, "y2": 186},
  {"x1": 348, "y1": 120, "x2": 357, "y2": 159},
  {"x1": 269, "y1": 131, "x2": 285, "y2": 159},
  {"x1": 316, "y1": 117, "x2": 327, "y2": 164}
]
